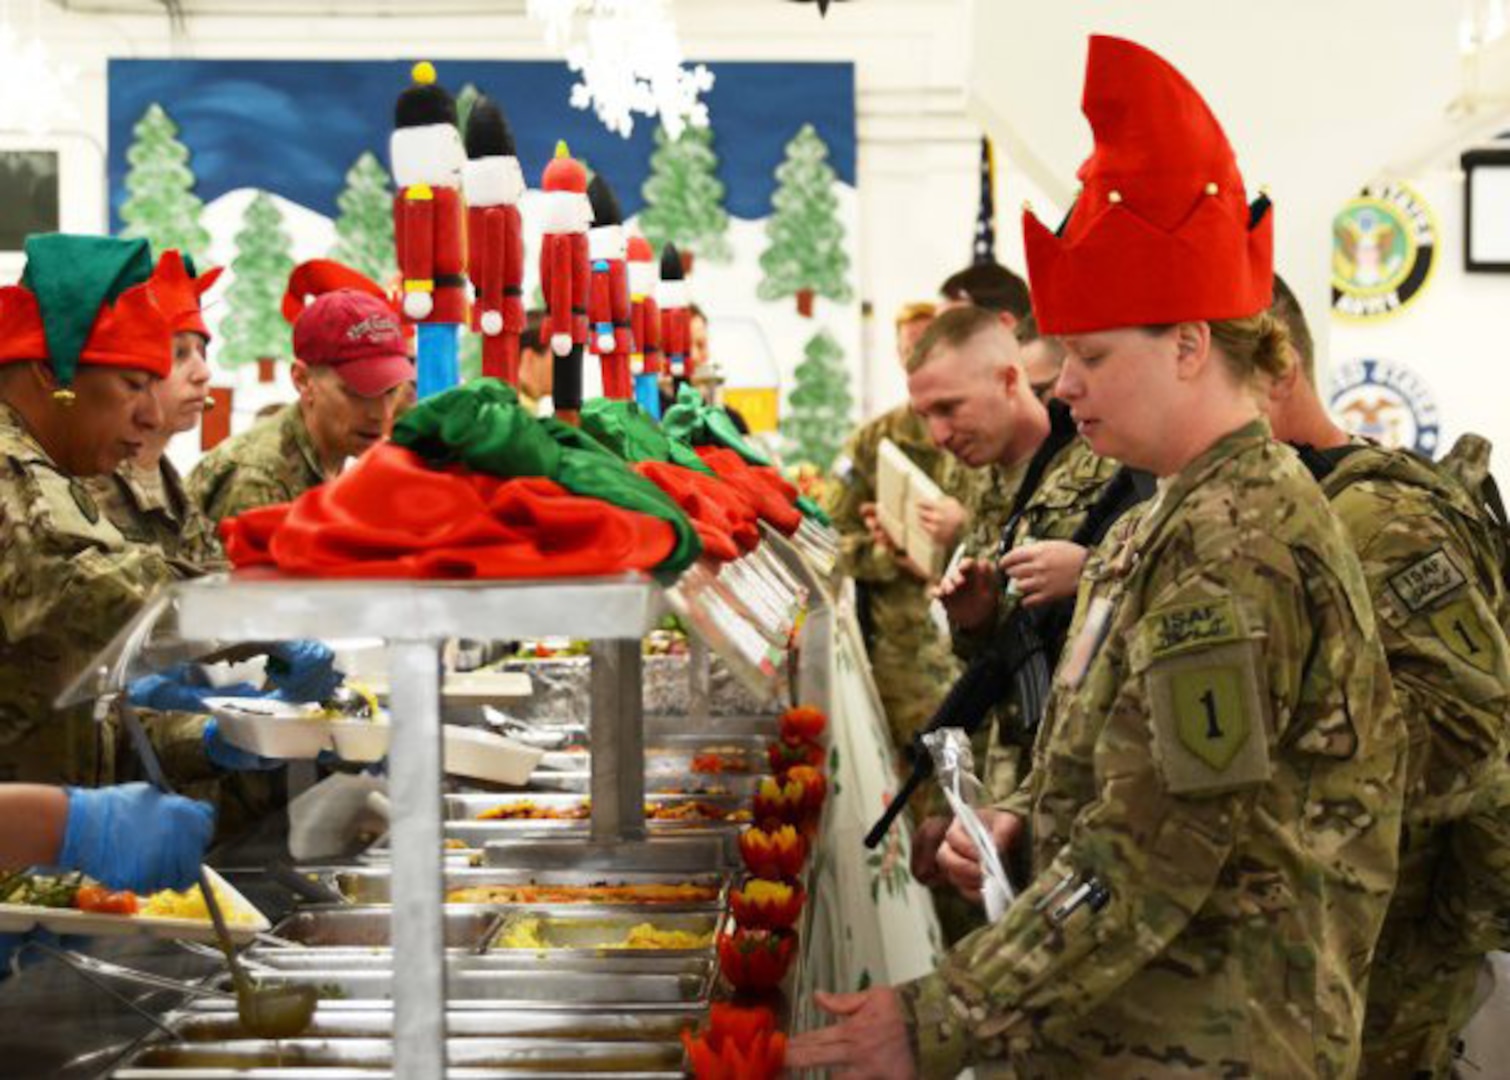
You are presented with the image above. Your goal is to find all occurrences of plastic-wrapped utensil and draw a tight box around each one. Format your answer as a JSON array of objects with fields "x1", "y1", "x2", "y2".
[{"x1": 921, "y1": 728, "x2": 1015, "y2": 923}]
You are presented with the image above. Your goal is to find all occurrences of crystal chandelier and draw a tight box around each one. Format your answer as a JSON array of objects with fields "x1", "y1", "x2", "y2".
[{"x1": 527, "y1": 0, "x2": 714, "y2": 139}]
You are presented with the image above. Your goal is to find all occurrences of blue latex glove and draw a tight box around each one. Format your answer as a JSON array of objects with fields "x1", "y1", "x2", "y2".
[
  {"x1": 265, "y1": 641, "x2": 341, "y2": 703},
  {"x1": 128, "y1": 664, "x2": 261, "y2": 712},
  {"x1": 57, "y1": 783, "x2": 214, "y2": 893},
  {"x1": 202, "y1": 717, "x2": 285, "y2": 773}
]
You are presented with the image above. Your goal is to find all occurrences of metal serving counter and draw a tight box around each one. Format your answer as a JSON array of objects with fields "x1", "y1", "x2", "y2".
[{"x1": 8, "y1": 522, "x2": 951, "y2": 1079}]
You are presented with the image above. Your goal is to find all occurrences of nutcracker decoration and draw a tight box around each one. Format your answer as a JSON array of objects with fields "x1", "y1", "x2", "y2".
[
  {"x1": 390, "y1": 60, "x2": 467, "y2": 399},
  {"x1": 462, "y1": 95, "x2": 527, "y2": 385},
  {"x1": 627, "y1": 234, "x2": 662, "y2": 417},
  {"x1": 659, "y1": 243, "x2": 692, "y2": 384},
  {"x1": 587, "y1": 174, "x2": 634, "y2": 401},
  {"x1": 539, "y1": 141, "x2": 593, "y2": 422}
]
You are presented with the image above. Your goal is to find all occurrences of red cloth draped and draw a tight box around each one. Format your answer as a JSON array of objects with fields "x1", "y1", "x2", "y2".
[{"x1": 220, "y1": 443, "x2": 676, "y2": 579}]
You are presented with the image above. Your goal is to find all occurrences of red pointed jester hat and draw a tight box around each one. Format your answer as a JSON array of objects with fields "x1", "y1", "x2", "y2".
[{"x1": 1023, "y1": 36, "x2": 1273, "y2": 334}]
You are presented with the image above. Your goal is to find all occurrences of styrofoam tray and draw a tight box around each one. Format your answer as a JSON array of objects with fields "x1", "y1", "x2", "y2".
[
  {"x1": 0, "y1": 868, "x2": 270, "y2": 946},
  {"x1": 208, "y1": 696, "x2": 389, "y2": 762},
  {"x1": 211, "y1": 699, "x2": 543, "y2": 784}
]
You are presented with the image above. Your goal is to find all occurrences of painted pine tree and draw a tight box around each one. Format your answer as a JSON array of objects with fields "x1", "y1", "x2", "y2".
[
  {"x1": 639, "y1": 123, "x2": 732, "y2": 268},
  {"x1": 330, "y1": 152, "x2": 397, "y2": 286},
  {"x1": 218, "y1": 192, "x2": 296, "y2": 369},
  {"x1": 455, "y1": 83, "x2": 481, "y2": 138},
  {"x1": 119, "y1": 103, "x2": 211, "y2": 265},
  {"x1": 781, "y1": 328, "x2": 852, "y2": 470},
  {"x1": 758, "y1": 124, "x2": 852, "y2": 317}
]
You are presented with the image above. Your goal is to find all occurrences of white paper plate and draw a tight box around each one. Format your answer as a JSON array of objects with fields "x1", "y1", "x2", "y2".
[{"x1": 0, "y1": 868, "x2": 270, "y2": 946}]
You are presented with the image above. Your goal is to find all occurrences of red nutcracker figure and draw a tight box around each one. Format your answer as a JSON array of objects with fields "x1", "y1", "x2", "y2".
[
  {"x1": 539, "y1": 141, "x2": 592, "y2": 421},
  {"x1": 659, "y1": 243, "x2": 692, "y2": 383},
  {"x1": 587, "y1": 175, "x2": 635, "y2": 400},
  {"x1": 627, "y1": 234, "x2": 662, "y2": 417},
  {"x1": 462, "y1": 95, "x2": 527, "y2": 385},
  {"x1": 391, "y1": 61, "x2": 467, "y2": 398}
]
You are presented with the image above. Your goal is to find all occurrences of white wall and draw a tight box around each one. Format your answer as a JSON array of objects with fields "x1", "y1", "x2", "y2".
[
  {"x1": 11, "y1": 0, "x2": 987, "y2": 424},
  {"x1": 968, "y1": 0, "x2": 1510, "y2": 467}
]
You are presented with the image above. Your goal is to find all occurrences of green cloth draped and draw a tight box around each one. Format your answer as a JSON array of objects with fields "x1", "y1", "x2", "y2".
[
  {"x1": 392, "y1": 380, "x2": 701, "y2": 571},
  {"x1": 581, "y1": 398, "x2": 713, "y2": 475},
  {"x1": 796, "y1": 494, "x2": 831, "y2": 526},
  {"x1": 660, "y1": 383, "x2": 773, "y2": 467}
]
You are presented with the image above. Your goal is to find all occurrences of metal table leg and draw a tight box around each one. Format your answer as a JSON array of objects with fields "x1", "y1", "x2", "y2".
[
  {"x1": 589, "y1": 639, "x2": 646, "y2": 843},
  {"x1": 388, "y1": 641, "x2": 446, "y2": 1078}
]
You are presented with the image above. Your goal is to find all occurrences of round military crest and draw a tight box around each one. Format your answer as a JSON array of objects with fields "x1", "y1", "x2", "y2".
[
  {"x1": 1332, "y1": 182, "x2": 1437, "y2": 321},
  {"x1": 1328, "y1": 358, "x2": 1441, "y2": 456}
]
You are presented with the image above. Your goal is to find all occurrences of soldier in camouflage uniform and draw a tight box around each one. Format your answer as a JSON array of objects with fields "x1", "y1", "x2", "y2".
[
  {"x1": 790, "y1": 35, "x2": 1409, "y2": 1078},
  {"x1": 828, "y1": 302, "x2": 975, "y2": 759},
  {"x1": 907, "y1": 307, "x2": 1119, "y2": 857},
  {"x1": 88, "y1": 251, "x2": 224, "y2": 571},
  {"x1": 190, "y1": 287, "x2": 412, "y2": 524},
  {"x1": 1265, "y1": 278, "x2": 1510, "y2": 1079},
  {"x1": 0, "y1": 237, "x2": 216, "y2": 788}
]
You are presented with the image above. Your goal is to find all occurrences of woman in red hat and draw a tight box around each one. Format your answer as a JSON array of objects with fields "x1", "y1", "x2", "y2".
[
  {"x1": 790, "y1": 36, "x2": 1406, "y2": 1078},
  {"x1": 86, "y1": 250, "x2": 225, "y2": 569}
]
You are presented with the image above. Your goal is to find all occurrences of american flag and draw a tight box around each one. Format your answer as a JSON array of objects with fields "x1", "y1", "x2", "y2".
[{"x1": 973, "y1": 136, "x2": 996, "y2": 265}]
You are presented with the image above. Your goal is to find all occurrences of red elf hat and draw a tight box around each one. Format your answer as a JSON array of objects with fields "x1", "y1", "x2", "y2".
[
  {"x1": 149, "y1": 250, "x2": 223, "y2": 340},
  {"x1": 1023, "y1": 35, "x2": 1273, "y2": 334}
]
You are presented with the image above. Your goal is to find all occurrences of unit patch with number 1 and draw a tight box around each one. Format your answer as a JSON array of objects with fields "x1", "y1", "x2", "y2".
[{"x1": 1144, "y1": 599, "x2": 1272, "y2": 795}]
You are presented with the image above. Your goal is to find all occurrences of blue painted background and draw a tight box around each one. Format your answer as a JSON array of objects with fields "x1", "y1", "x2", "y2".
[{"x1": 108, "y1": 59, "x2": 855, "y2": 226}]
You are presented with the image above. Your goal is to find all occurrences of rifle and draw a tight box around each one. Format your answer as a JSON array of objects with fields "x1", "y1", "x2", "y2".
[
  {"x1": 863, "y1": 606, "x2": 1048, "y2": 848},
  {"x1": 862, "y1": 463, "x2": 1153, "y2": 849}
]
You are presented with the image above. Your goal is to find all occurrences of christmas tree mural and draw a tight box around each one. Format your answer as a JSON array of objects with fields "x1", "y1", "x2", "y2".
[
  {"x1": 781, "y1": 328, "x2": 852, "y2": 470},
  {"x1": 639, "y1": 123, "x2": 732, "y2": 267},
  {"x1": 758, "y1": 124, "x2": 852, "y2": 317},
  {"x1": 218, "y1": 192, "x2": 295, "y2": 370},
  {"x1": 330, "y1": 152, "x2": 397, "y2": 286},
  {"x1": 455, "y1": 83, "x2": 481, "y2": 139},
  {"x1": 119, "y1": 103, "x2": 211, "y2": 266}
]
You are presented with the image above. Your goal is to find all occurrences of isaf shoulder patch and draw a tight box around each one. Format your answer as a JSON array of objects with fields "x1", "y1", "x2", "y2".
[
  {"x1": 1147, "y1": 597, "x2": 1243, "y2": 661},
  {"x1": 1388, "y1": 548, "x2": 1466, "y2": 614},
  {"x1": 1147, "y1": 640, "x2": 1272, "y2": 796}
]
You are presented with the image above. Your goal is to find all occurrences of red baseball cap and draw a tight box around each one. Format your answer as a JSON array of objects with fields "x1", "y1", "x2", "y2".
[{"x1": 292, "y1": 289, "x2": 414, "y2": 397}]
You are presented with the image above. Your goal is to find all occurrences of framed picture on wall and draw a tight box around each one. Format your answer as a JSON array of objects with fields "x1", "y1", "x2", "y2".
[
  {"x1": 1462, "y1": 146, "x2": 1510, "y2": 272},
  {"x1": 0, "y1": 150, "x2": 60, "y2": 251},
  {"x1": 0, "y1": 133, "x2": 104, "y2": 281}
]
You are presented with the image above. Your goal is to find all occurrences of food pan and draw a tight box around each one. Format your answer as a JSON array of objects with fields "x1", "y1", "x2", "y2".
[
  {"x1": 315, "y1": 867, "x2": 728, "y2": 907},
  {"x1": 117, "y1": 1036, "x2": 684, "y2": 1075},
  {"x1": 483, "y1": 906, "x2": 723, "y2": 956},
  {"x1": 219, "y1": 967, "x2": 707, "y2": 1005},
  {"x1": 267, "y1": 906, "x2": 498, "y2": 949}
]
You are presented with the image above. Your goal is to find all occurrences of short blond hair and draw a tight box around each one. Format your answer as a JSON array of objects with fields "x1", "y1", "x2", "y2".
[
  {"x1": 907, "y1": 305, "x2": 1007, "y2": 374},
  {"x1": 894, "y1": 300, "x2": 936, "y2": 330}
]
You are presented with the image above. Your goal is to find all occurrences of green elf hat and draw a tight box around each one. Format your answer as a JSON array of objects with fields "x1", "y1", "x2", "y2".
[{"x1": 17, "y1": 234, "x2": 156, "y2": 392}]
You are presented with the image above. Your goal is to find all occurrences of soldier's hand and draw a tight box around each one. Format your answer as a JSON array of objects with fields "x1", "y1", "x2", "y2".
[
  {"x1": 910, "y1": 814, "x2": 952, "y2": 885},
  {"x1": 1000, "y1": 540, "x2": 1090, "y2": 607},
  {"x1": 861, "y1": 502, "x2": 895, "y2": 551},
  {"x1": 939, "y1": 808, "x2": 1023, "y2": 904},
  {"x1": 786, "y1": 987, "x2": 917, "y2": 1078},
  {"x1": 933, "y1": 558, "x2": 999, "y2": 632},
  {"x1": 915, "y1": 495, "x2": 968, "y2": 547}
]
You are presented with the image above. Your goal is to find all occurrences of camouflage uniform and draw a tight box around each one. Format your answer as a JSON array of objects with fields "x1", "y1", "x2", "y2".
[
  {"x1": 829, "y1": 405, "x2": 975, "y2": 755},
  {"x1": 898, "y1": 422, "x2": 1408, "y2": 1078},
  {"x1": 189, "y1": 403, "x2": 327, "y2": 524},
  {"x1": 87, "y1": 456, "x2": 226, "y2": 573},
  {"x1": 1304, "y1": 444, "x2": 1510, "y2": 1080},
  {"x1": 0, "y1": 404, "x2": 212, "y2": 790},
  {"x1": 953, "y1": 426, "x2": 1120, "y2": 804}
]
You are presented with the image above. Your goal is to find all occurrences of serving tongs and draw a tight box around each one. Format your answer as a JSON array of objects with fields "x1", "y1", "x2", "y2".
[{"x1": 115, "y1": 689, "x2": 319, "y2": 1040}]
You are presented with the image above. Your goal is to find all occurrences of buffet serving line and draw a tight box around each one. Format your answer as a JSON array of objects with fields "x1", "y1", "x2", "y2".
[{"x1": 0, "y1": 521, "x2": 944, "y2": 1078}]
